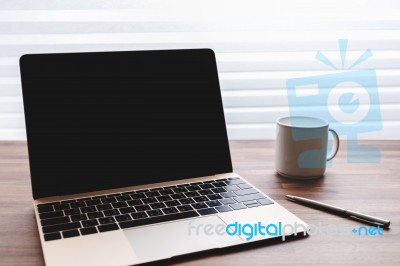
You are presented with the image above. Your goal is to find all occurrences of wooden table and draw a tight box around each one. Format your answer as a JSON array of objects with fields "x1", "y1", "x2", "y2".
[{"x1": 1, "y1": 141, "x2": 399, "y2": 266}]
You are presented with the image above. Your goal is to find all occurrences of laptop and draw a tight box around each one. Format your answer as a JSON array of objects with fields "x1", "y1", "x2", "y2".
[{"x1": 19, "y1": 49, "x2": 307, "y2": 266}]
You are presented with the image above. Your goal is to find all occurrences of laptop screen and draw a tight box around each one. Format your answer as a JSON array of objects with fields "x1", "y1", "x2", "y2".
[{"x1": 20, "y1": 49, "x2": 232, "y2": 199}]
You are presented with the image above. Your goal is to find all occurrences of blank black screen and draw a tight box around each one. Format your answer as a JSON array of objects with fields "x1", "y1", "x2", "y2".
[{"x1": 20, "y1": 49, "x2": 232, "y2": 199}]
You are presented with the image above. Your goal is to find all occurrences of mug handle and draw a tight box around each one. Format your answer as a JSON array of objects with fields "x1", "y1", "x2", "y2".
[{"x1": 327, "y1": 129, "x2": 339, "y2": 161}]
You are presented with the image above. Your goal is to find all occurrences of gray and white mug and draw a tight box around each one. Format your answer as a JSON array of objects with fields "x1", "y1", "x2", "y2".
[{"x1": 275, "y1": 116, "x2": 339, "y2": 179}]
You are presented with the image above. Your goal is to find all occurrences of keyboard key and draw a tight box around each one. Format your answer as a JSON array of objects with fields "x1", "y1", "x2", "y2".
[
  {"x1": 104, "y1": 209, "x2": 120, "y2": 216},
  {"x1": 136, "y1": 189, "x2": 149, "y2": 193},
  {"x1": 116, "y1": 195, "x2": 131, "y2": 202},
  {"x1": 70, "y1": 201, "x2": 86, "y2": 208},
  {"x1": 192, "y1": 203, "x2": 208, "y2": 209},
  {"x1": 164, "y1": 200, "x2": 181, "y2": 207},
  {"x1": 257, "y1": 198, "x2": 274, "y2": 205},
  {"x1": 177, "y1": 205, "x2": 194, "y2": 212},
  {"x1": 219, "y1": 198, "x2": 236, "y2": 205},
  {"x1": 149, "y1": 187, "x2": 162, "y2": 191},
  {"x1": 38, "y1": 202, "x2": 58, "y2": 208},
  {"x1": 224, "y1": 185, "x2": 240, "y2": 191},
  {"x1": 112, "y1": 202, "x2": 128, "y2": 208},
  {"x1": 147, "y1": 209, "x2": 163, "y2": 217},
  {"x1": 80, "y1": 227, "x2": 97, "y2": 235},
  {"x1": 54, "y1": 203, "x2": 70, "y2": 211},
  {"x1": 200, "y1": 184, "x2": 214, "y2": 189},
  {"x1": 163, "y1": 185, "x2": 176, "y2": 189},
  {"x1": 135, "y1": 205, "x2": 151, "y2": 212},
  {"x1": 173, "y1": 187, "x2": 188, "y2": 193},
  {"x1": 115, "y1": 214, "x2": 132, "y2": 222},
  {"x1": 44, "y1": 232, "x2": 61, "y2": 241},
  {"x1": 215, "y1": 205, "x2": 232, "y2": 213},
  {"x1": 193, "y1": 196, "x2": 208, "y2": 202},
  {"x1": 179, "y1": 198, "x2": 195, "y2": 205},
  {"x1": 220, "y1": 192, "x2": 236, "y2": 198},
  {"x1": 160, "y1": 189, "x2": 174, "y2": 196},
  {"x1": 40, "y1": 211, "x2": 64, "y2": 220},
  {"x1": 99, "y1": 217, "x2": 115, "y2": 225},
  {"x1": 80, "y1": 206, "x2": 97, "y2": 213},
  {"x1": 186, "y1": 185, "x2": 201, "y2": 191},
  {"x1": 234, "y1": 188, "x2": 258, "y2": 196},
  {"x1": 243, "y1": 200, "x2": 258, "y2": 206},
  {"x1": 162, "y1": 207, "x2": 178, "y2": 214},
  {"x1": 225, "y1": 179, "x2": 245, "y2": 185},
  {"x1": 86, "y1": 199, "x2": 101, "y2": 206},
  {"x1": 211, "y1": 187, "x2": 227, "y2": 193},
  {"x1": 87, "y1": 212, "x2": 104, "y2": 219},
  {"x1": 64, "y1": 208, "x2": 80, "y2": 216},
  {"x1": 97, "y1": 204, "x2": 112, "y2": 211},
  {"x1": 119, "y1": 211, "x2": 199, "y2": 229},
  {"x1": 228, "y1": 177, "x2": 240, "y2": 180},
  {"x1": 42, "y1": 222, "x2": 81, "y2": 234},
  {"x1": 234, "y1": 193, "x2": 266, "y2": 203},
  {"x1": 62, "y1": 229, "x2": 80, "y2": 238},
  {"x1": 184, "y1": 191, "x2": 199, "y2": 198},
  {"x1": 119, "y1": 207, "x2": 136, "y2": 214},
  {"x1": 190, "y1": 182, "x2": 202, "y2": 185},
  {"x1": 107, "y1": 193, "x2": 121, "y2": 197},
  {"x1": 246, "y1": 202, "x2": 261, "y2": 208},
  {"x1": 82, "y1": 219, "x2": 99, "y2": 227},
  {"x1": 156, "y1": 195, "x2": 172, "y2": 202},
  {"x1": 98, "y1": 224, "x2": 119, "y2": 232},
  {"x1": 122, "y1": 191, "x2": 135, "y2": 195},
  {"x1": 229, "y1": 203, "x2": 247, "y2": 210},
  {"x1": 238, "y1": 183, "x2": 252, "y2": 190},
  {"x1": 41, "y1": 216, "x2": 70, "y2": 226},
  {"x1": 145, "y1": 191, "x2": 160, "y2": 197},
  {"x1": 211, "y1": 181, "x2": 226, "y2": 187},
  {"x1": 171, "y1": 193, "x2": 186, "y2": 200},
  {"x1": 197, "y1": 208, "x2": 218, "y2": 216},
  {"x1": 71, "y1": 214, "x2": 87, "y2": 222},
  {"x1": 206, "y1": 200, "x2": 222, "y2": 207},
  {"x1": 131, "y1": 193, "x2": 146, "y2": 199},
  {"x1": 150, "y1": 202, "x2": 166, "y2": 209},
  {"x1": 127, "y1": 199, "x2": 143, "y2": 206},
  {"x1": 131, "y1": 212, "x2": 148, "y2": 219},
  {"x1": 198, "y1": 189, "x2": 213, "y2": 196},
  {"x1": 101, "y1": 197, "x2": 117, "y2": 204},
  {"x1": 142, "y1": 197, "x2": 157, "y2": 204},
  {"x1": 207, "y1": 194, "x2": 222, "y2": 200},
  {"x1": 38, "y1": 205, "x2": 54, "y2": 213}
]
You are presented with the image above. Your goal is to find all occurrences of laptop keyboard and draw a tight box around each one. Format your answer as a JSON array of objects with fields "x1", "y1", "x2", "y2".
[{"x1": 37, "y1": 177, "x2": 274, "y2": 241}]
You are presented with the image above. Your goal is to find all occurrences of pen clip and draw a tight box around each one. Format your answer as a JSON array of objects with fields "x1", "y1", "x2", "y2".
[{"x1": 349, "y1": 215, "x2": 385, "y2": 227}]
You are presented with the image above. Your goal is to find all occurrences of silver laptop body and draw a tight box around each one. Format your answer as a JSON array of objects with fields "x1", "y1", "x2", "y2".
[{"x1": 20, "y1": 49, "x2": 307, "y2": 266}]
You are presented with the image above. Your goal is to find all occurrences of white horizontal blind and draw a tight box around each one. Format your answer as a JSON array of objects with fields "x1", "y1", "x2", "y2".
[{"x1": 1, "y1": 0, "x2": 400, "y2": 140}]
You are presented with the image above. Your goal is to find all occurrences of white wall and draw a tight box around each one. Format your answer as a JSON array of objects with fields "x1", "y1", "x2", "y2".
[{"x1": 1, "y1": 0, "x2": 400, "y2": 140}]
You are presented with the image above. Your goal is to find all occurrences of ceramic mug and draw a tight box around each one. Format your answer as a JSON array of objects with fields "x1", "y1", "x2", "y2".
[{"x1": 275, "y1": 116, "x2": 339, "y2": 179}]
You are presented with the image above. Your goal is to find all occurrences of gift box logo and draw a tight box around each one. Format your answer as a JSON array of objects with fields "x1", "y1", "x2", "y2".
[{"x1": 286, "y1": 39, "x2": 381, "y2": 163}]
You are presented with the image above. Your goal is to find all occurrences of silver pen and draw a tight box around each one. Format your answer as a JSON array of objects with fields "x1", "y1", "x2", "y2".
[{"x1": 286, "y1": 195, "x2": 390, "y2": 228}]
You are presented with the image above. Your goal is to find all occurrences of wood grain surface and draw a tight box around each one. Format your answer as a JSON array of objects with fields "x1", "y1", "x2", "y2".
[{"x1": 0, "y1": 141, "x2": 399, "y2": 266}]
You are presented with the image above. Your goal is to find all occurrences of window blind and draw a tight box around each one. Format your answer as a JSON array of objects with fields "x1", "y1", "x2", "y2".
[{"x1": 1, "y1": 0, "x2": 399, "y2": 140}]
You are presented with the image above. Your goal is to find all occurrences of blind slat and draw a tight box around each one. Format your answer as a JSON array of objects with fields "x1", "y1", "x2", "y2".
[{"x1": 1, "y1": 31, "x2": 400, "y2": 46}]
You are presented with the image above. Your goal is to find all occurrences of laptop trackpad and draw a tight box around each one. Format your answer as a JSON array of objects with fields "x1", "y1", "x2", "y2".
[{"x1": 123, "y1": 216, "x2": 243, "y2": 262}]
